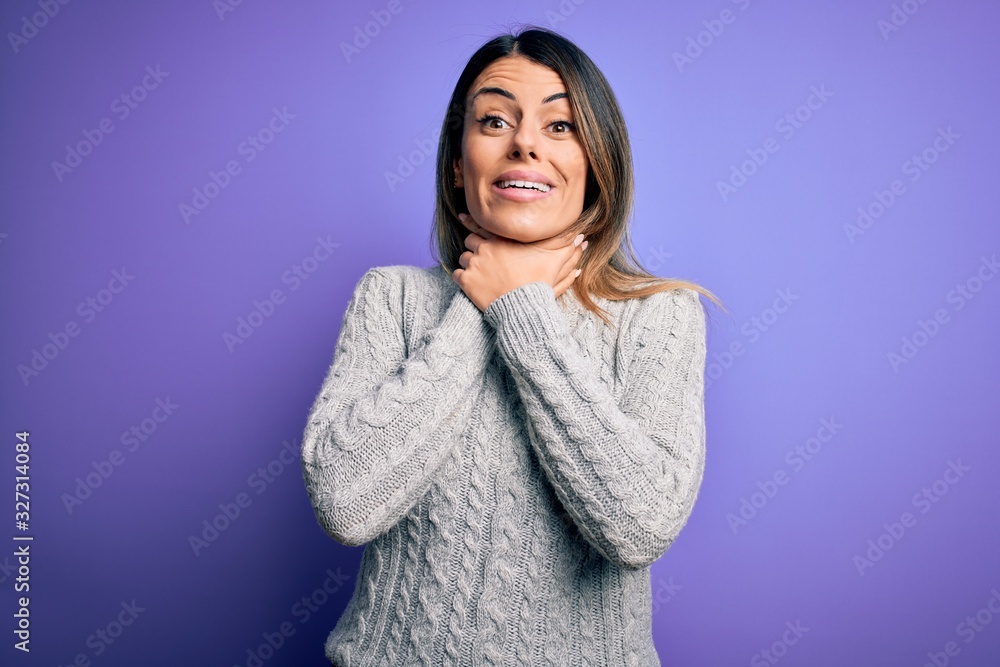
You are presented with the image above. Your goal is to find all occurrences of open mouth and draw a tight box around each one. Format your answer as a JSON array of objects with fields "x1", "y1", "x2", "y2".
[{"x1": 494, "y1": 179, "x2": 553, "y2": 193}]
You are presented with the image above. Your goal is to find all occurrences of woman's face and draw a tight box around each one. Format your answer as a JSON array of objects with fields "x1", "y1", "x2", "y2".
[{"x1": 454, "y1": 55, "x2": 590, "y2": 243}]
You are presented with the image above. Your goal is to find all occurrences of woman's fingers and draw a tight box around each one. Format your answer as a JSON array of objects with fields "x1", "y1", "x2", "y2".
[
  {"x1": 457, "y1": 212, "x2": 475, "y2": 231},
  {"x1": 557, "y1": 240, "x2": 585, "y2": 281},
  {"x1": 553, "y1": 241, "x2": 585, "y2": 297},
  {"x1": 553, "y1": 265, "x2": 580, "y2": 298},
  {"x1": 463, "y1": 233, "x2": 482, "y2": 253},
  {"x1": 458, "y1": 212, "x2": 495, "y2": 240},
  {"x1": 456, "y1": 210, "x2": 587, "y2": 297}
]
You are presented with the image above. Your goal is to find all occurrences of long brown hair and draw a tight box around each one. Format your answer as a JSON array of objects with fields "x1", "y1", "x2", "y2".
[{"x1": 432, "y1": 25, "x2": 726, "y2": 327}]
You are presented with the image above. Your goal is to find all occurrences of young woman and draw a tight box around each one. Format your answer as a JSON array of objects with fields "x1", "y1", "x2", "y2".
[{"x1": 301, "y1": 25, "x2": 722, "y2": 667}]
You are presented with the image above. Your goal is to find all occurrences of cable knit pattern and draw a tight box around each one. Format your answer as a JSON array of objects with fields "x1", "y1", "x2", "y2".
[{"x1": 301, "y1": 264, "x2": 707, "y2": 667}]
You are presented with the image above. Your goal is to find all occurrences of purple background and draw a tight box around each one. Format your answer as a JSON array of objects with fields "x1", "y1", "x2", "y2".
[{"x1": 2, "y1": 1, "x2": 999, "y2": 665}]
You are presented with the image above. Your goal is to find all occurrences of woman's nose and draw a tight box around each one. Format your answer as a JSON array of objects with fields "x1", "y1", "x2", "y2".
[{"x1": 509, "y1": 123, "x2": 540, "y2": 159}]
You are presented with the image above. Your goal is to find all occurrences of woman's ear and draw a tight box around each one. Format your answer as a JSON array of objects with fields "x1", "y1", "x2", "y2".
[{"x1": 453, "y1": 157, "x2": 464, "y2": 188}]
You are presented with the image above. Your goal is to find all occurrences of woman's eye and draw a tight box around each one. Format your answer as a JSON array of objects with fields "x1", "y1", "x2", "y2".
[
  {"x1": 478, "y1": 115, "x2": 508, "y2": 129},
  {"x1": 476, "y1": 115, "x2": 575, "y2": 133}
]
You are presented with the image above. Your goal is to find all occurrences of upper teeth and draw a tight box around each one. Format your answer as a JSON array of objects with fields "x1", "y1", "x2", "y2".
[{"x1": 498, "y1": 179, "x2": 551, "y2": 192}]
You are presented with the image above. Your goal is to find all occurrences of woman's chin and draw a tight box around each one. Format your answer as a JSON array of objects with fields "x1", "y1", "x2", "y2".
[
  {"x1": 495, "y1": 228, "x2": 538, "y2": 244},
  {"x1": 480, "y1": 218, "x2": 547, "y2": 243}
]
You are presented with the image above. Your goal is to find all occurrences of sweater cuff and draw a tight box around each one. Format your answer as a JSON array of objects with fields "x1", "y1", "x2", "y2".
[
  {"x1": 444, "y1": 287, "x2": 496, "y2": 358},
  {"x1": 483, "y1": 281, "x2": 566, "y2": 359}
]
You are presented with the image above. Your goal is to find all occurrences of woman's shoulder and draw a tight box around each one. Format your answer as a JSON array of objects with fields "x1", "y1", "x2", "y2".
[
  {"x1": 351, "y1": 264, "x2": 458, "y2": 320},
  {"x1": 643, "y1": 286, "x2": 703, "y2": 312},
  {"x1": 613, "y1": 283, "x2": 702, "y2": 312},
  {"x1": 616, "y1": 285, "x2": 705, "y2": 339},
  {"x1": 355, "y1": 264, "x2": 453, "y2": 293}
]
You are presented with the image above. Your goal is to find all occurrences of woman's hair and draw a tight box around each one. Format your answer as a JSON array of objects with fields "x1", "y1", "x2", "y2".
[{"x1": 432, "y1": 25, "x2": 725, "y2": 326}]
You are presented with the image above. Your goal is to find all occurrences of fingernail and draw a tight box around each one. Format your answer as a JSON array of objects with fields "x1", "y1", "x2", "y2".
[
  {"x1": 581, "y1": 240, "x2": 589, "y2": 250},
  {"x1": 574, "y1": 268, "x2": 582, "y2": 277},
  {"x1": 459, "y1": 213, "x2": 467, "y2": 220},
  {"x1": 574, "y1": 234, "x2": 584, "y2": 247}
]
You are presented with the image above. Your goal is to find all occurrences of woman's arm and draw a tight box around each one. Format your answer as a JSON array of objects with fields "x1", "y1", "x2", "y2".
[
  {"x1": 301, "y1": 267, "x2": 495, "y2": 546},
  {"x1": 483, "y1": 282, "x2": 707, "y2": 569}
]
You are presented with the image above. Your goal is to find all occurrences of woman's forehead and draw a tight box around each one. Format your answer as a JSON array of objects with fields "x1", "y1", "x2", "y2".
[{"x1": 468, "y1": 57, "x2": 568, "y2": 104}]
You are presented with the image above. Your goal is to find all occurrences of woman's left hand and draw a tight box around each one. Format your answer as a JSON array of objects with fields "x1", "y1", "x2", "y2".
[{"x1": 452, "y1": 211, "x2": 587, "y2": 312}]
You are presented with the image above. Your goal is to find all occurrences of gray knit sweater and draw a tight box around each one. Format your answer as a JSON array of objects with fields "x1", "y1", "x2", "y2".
[{"x1": 300, "y1": 263, "x2": 707, "y2": 666}]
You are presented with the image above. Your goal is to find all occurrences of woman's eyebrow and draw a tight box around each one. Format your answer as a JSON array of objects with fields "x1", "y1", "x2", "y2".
[{"x1": 470, "y1": 87, "x2": 568, "y2": 105}]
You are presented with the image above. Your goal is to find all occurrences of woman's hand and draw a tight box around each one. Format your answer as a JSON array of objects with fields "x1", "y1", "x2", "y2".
[{"x1": 452, "y1": 211, "x2": 588, "y2": 312}]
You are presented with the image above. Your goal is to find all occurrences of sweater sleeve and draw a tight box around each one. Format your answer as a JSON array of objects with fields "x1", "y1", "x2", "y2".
[
  {"x1": 483, "y1": 282, "x2": 707, "y2": 569},
  {"x1": 301, "y1": 267, "x2": 495, "y2": 547}
]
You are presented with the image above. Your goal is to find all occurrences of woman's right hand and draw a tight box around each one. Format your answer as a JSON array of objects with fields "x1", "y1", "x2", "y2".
[{"x1": 453, "y1": 211, "x2": 588, "y2": 310}]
